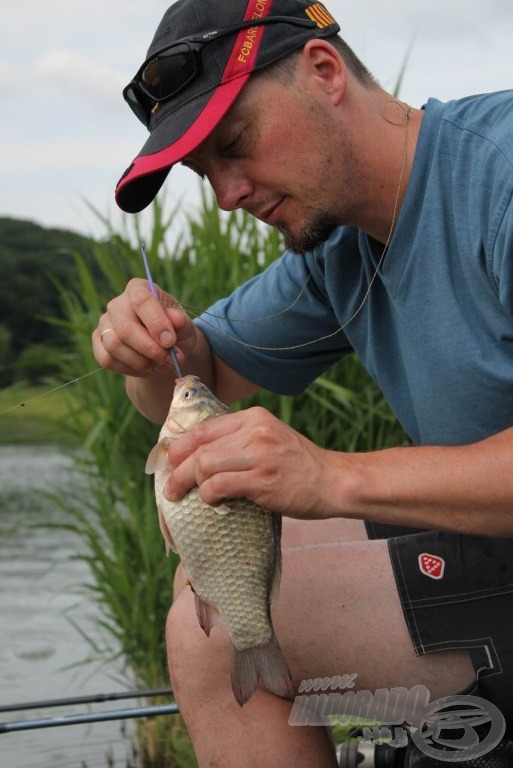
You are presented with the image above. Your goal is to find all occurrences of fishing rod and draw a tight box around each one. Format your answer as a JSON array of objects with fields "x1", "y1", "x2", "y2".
[
  {"x1": 0, "y1": 703, "x2": 180, "y2": 734},
  {"x1": 0, "y1": 687, "x2": 174, "y2": 714}
]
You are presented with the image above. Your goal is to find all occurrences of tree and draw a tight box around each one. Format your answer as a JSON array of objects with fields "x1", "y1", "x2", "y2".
[{"x1": 0, "y1": 217, "x2": 97, "y2": 384}]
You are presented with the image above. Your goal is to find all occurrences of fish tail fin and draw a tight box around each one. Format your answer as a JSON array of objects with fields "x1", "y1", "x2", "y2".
[{"x1": 230, "y1": 631, "x2": 294, "y2": 707}]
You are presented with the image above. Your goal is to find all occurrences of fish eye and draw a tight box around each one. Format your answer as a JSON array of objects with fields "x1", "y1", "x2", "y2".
[{"x1": 183, "y1": 387, "x2": 198, "y2": 400}]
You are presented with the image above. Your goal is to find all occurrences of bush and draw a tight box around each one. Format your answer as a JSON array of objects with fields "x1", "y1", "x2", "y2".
[{"x1": 14, "y1": 342, "x2": 63, "y2": 384}]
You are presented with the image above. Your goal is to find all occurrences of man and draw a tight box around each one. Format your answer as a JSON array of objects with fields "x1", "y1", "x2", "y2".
[{"x1": 93, "y1": 0, "x2": 513, "y2": 765}]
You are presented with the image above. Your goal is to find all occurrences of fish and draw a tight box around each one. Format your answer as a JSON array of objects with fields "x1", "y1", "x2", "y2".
[{"x1": 145, "y1": 375, "x2": 293, "y2": 706}]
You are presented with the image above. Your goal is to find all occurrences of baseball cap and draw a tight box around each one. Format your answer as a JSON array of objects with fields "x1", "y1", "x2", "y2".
[{"x1": 115, "y1": 0, "x2": 340, "y2": 213}]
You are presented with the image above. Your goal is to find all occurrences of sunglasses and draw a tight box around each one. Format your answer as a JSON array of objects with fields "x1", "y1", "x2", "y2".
[{"x1": 123, "y1": 15, "x2": 317, "y2": 127}]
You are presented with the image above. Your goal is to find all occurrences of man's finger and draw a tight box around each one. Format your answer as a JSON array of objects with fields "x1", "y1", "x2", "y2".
[
  {"x1": 125, "y1": 278, "x2": 180, "y2": 347},
  {"x1": 167, "y1": 412, "x2": 242, "y2": 467}
]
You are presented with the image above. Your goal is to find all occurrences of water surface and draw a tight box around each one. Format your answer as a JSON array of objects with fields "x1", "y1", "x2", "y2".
[{"x1": 0, "y1": 446, "x2": 134, "y2": 768}]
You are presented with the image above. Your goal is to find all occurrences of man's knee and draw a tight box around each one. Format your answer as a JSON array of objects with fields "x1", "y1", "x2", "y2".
[
  {"x1": 166, "y1": 588, "x2": 194, "y2": 670},
  {"x1": 166, "y1": 589, "x2": 232, "y2": 701},
  {"x1": 172, "y1": 561, "x2": 189, "y2": 601},
  {"x1": 166, "y1": 589, "x2": 198, "y2": 699}
]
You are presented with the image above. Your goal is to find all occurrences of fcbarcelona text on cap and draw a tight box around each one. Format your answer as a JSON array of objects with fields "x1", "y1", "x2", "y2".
[{"x1": 238, "y1": 0, "x2": 270, "y2": 64}]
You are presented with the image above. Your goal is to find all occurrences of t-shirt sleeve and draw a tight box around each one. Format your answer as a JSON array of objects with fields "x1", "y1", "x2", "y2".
[
  {"x1": 194, "y1": 248, "x2": 353, "y2": 395},
  {"x1": 491, "y1": 191, "x2": 513, "y2": 319}
]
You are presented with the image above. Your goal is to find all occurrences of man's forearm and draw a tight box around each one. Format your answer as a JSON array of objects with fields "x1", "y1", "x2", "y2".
[{"x1": 329, "y1": 427, "x2": 513, "y2": 537}]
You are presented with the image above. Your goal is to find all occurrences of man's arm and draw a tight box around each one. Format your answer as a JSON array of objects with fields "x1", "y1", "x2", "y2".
[
  {"x1": 164, "y1": 405, "x2": 513, "y2": 538},
  {"x1": 340, "y1": 427, "x2": 513, "y2": 537},
  {"x1": 94, "y1": 281, "x2": 513, "y2": 537}
]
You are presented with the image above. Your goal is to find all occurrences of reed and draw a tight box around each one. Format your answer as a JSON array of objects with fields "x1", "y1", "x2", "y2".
[
  {"x1": 52, "y1": 189, "x2": 408, "y2": 766},
  {"x1": 51, "y1": 202, "x2": 192, "y2": 767}
]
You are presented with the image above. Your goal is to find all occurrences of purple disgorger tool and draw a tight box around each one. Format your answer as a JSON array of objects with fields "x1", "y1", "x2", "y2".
[{"x1": 141, "y1": 243, "x2": 183, "y2": 378}]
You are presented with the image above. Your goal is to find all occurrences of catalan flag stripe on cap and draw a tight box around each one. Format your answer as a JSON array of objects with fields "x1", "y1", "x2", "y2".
[{"x1": 305, "y1": 3, "x2": 336, "y2": 28}]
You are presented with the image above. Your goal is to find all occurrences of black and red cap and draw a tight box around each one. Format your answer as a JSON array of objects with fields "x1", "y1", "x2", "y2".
[{"x1": 115, "y1": 0, "x2": 340, "y2": 213}]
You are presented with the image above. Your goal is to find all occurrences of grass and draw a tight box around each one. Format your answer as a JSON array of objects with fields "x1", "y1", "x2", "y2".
[{"x1": 0, "y1": 381, "x2": 82, "y2": 445}]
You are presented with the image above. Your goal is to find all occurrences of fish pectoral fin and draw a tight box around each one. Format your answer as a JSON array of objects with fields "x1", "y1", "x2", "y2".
[
  {"x1": 193, "y1": 593, "x2": 223, "y2": 637},
  {"x1": 145, "y1": 438, "x2": 173, "y2": 475},
  {"x1": 230, "y1": 631, "x2": 293, "y2": 707},
  {"x1": 157, "y1": 505, "x2": 178, "y2": 554}
]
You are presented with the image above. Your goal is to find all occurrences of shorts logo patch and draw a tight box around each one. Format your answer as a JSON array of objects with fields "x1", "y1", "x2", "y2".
[{"x1": 418, "y1": 553, "x2": 445, "y2": 580}]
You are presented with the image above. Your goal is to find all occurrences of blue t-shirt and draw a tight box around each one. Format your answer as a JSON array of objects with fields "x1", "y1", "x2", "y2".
[{"x1": 195, "y1": 91, "x2": 513, "y2": 447}]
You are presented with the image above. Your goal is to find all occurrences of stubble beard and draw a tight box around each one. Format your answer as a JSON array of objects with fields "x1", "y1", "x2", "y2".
[{"x1": 277, "y1": 210, "x2": 340, "y2": 256}]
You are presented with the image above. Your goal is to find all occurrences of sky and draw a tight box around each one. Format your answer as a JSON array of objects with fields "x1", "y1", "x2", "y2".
[{"x1": 1, "y1": 0, "x2": 512, "y2": 239}]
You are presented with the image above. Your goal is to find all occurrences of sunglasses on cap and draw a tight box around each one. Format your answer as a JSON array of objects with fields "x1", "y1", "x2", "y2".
[{"x1": 123, "y1": 15, "x2": 318, "y2": 128}]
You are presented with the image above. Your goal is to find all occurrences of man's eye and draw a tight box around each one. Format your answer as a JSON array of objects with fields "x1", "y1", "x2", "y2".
[{"x1": 223, "y1": 133, "x2": 244, "y2": 154}]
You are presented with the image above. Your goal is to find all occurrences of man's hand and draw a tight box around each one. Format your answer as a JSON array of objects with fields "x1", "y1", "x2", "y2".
[
  {"x1": 92, "y1": 278, "x2": 197, "y2": 378},
  {"x1": 164, "y1": 406, "x2": 341, "y2": 520}
]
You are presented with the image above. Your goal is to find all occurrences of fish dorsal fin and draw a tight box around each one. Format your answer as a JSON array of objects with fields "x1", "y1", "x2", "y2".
[{"x1": 145, "y1": 437, "x2": 172, "y2": 475}]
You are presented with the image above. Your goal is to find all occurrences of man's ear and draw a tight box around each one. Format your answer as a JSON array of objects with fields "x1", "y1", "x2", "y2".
[{"x1": 298, "y1": 39, "x2": 347, "y2": 106}]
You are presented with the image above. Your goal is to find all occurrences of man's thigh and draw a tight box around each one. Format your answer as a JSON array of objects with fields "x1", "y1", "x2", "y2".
[
  {"x1": 171, "y1": 534, "x2": 475, "y2": 701},
  {"x1": 273, "y1": 537, "x2": 474, "y2": 699}
]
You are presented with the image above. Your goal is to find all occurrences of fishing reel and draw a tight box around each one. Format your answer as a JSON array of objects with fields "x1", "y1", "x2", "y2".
[
  {"x1": 338, "y1": 736, "x2": 401, "y2": 767},
  {"x1": 337, "y1": 728, "x2": 513, "y2": 767}
]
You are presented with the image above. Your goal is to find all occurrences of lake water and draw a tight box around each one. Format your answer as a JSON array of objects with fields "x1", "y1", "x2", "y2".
[{"x1": 0, "y1": 446, "x2": 136, "y2": 768}]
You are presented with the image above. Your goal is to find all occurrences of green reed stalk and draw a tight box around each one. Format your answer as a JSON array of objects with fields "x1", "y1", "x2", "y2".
[{"x1": 51, "y1": 202, "x2": 196, "y2": 767}]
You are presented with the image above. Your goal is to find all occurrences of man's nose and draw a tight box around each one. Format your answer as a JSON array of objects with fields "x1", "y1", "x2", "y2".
[{"x1": 209, "y1": 166, "x2": 253, "y2": 212}]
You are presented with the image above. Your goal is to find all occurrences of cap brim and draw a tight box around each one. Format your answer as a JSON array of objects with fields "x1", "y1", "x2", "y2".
[{"x1": 115, "y1": 73, "x2": 250, "y2": 214}]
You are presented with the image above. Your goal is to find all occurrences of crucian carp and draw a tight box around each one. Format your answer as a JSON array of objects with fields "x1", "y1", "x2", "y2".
[{"x1": 146, "y1": 375, "x2": 293, "y2": 706}]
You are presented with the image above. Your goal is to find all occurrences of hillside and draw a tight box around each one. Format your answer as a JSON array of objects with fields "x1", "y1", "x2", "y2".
[{"x1": 0, "y1": 217, "x2": 96, "y2": 384}]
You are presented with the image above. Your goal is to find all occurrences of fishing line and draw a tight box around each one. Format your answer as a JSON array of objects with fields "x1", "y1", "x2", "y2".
[
  {"x1": 181, "y1": 102, "x2": 411, "y2": 352},
  {"x1": 0, "y1": 368, "x2": 103, "y2": 417},
  {"x1": 1, "y1": 103, "x2": 410, "y2": 412},
  {"x1": 158, "y1": 271, "x2": 314, "y2": 324},
  {"x1": 0, "y1": 236, "x2": 379, "y2": 414},
  {"x1": 178, "y1": 233, "x2": 384, "y2": 351}
]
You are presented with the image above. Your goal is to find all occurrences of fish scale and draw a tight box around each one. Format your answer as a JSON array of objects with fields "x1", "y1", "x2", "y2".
[{"x1": 165, "y1": 488, "x2": 275, "y2": 649}]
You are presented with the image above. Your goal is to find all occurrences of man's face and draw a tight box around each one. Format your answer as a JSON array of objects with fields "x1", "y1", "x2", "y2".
[{"x1": 182, "y1": 71, "x2": 354, "y2": 254}]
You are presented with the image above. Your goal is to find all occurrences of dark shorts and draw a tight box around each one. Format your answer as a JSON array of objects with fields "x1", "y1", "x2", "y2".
[{"x1": 365, "y1": 521, "x2": 513, "y2": 725}]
